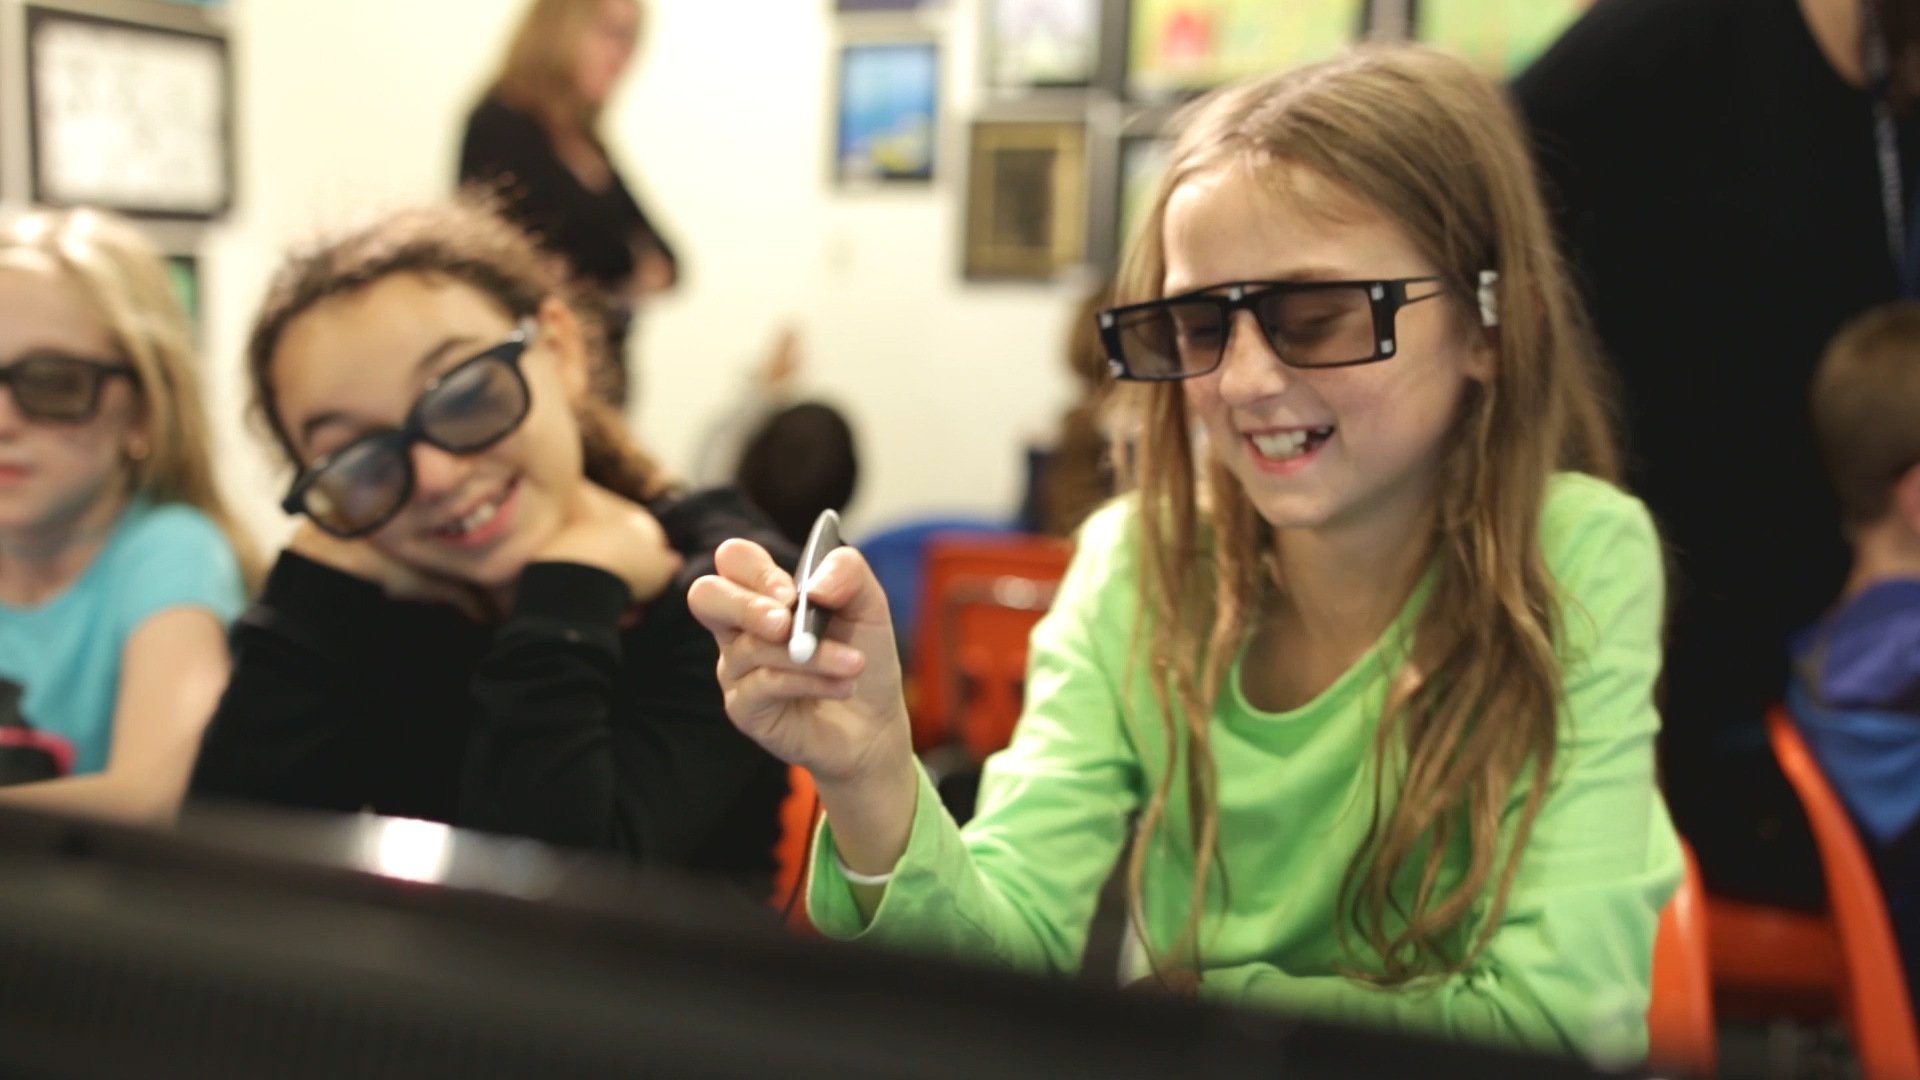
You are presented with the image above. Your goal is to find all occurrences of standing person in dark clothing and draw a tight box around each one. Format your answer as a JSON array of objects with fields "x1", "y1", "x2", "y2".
[
  {"x1": 190, "y1": 202, "x2": 789, "y2": 897},
  {"x1": 459, "y1": 0, "x2": 678, "y2": 409},
  {"x1": 1514, "y1": 0, "x2": 1920, "y2": 904}
]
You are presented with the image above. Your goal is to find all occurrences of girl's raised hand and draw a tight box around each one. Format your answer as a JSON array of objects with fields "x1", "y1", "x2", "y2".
[{"x1": 688, "y1": 538, "x2": 911, "y2": 788}]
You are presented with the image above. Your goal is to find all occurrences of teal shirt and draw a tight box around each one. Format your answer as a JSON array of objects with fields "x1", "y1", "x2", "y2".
[
  {"x1": 811, "y1": 473, "x2": 1681, "y2": 1066},
  {"x1": 0, "y1": 500, "x2": 245, "y2": 774}
]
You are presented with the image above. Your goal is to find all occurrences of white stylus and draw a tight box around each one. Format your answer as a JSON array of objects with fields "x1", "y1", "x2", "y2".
[{"x1": 788, "y1": 509, "x2": 844, "y2": 665}]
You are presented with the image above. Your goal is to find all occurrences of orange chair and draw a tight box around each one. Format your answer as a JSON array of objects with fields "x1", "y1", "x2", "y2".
[
  {"x1": 1706, "y1": 894, "x2": 1841, "y2": 1021},
  {"x1": 1648, "y1": 841, "x2": 1717, "y2": 1077},
  {"x1": 909, "y1": 535, "x2": 1072, "y2": 760},
  {"x1": 771, "y1": 764, "x2": 820, "y2": 930},
  {"x1": 1769, "y1": 706, "x2": 1920, "y2": 1080}
]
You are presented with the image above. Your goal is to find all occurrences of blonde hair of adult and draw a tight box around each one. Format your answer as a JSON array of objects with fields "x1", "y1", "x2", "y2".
[
  {"x1": 0, "y1": 209, "x2": 257, "y2": 585},
  {"x1": 1109, "y1": 46, "x2": 1622, "y2": 985},
  {"x1": 489, "y1": 0, "x2": 643, "y2": 133}
]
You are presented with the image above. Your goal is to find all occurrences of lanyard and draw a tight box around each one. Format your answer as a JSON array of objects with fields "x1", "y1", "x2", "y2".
[{"x1": 1864, "y1": 0, "x2": 1920, "y2": 294}]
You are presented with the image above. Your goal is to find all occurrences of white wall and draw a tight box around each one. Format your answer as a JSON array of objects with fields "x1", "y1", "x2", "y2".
[{"x1": 163, "y1": 0, "x2": 1088, "y2": 546}]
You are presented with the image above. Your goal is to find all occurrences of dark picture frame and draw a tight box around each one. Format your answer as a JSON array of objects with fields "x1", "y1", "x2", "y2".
[
  {"x1": 835, "y1": 0, "x2": 934, "y2": 11},
  {"x1": 985, "y1": 0, "x2": 1103, "y2": 89},
  {"x1": 963, "y1": 120, "x2": 1089, "y2": 280},
  {"x1": 25, "y1": 6, "x2": 234, "y2": 219}
]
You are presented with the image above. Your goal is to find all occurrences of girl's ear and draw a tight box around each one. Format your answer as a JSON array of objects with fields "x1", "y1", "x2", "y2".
[
  {"x1": 122, "y1": 388, "x2": 154, "y2": 468},
  {"x1": 1462, "y1": 325, "x2": 1497, "y2": 383},
  {"x1": 537, "y1": 296, "x2": 592, "y2": 405}
]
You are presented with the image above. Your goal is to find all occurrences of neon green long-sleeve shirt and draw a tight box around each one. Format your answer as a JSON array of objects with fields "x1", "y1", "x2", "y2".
[{"x1": 811, "y1": 473, "x2": 1682, "y2": 1066}]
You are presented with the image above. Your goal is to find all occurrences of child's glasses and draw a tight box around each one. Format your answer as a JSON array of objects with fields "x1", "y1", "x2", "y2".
[
  {"x1": 281, "y1": 319, "x2": 538, "y2": 538},
  {"x1": 1097, "y1": 277, "x2": 1451, "y2": 381},
  {"x1": 0, "y1": 354, "x2": 136, "y2": 423}
]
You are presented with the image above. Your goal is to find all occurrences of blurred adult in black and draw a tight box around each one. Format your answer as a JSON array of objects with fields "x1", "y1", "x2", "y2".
[
  {"x1": 1516, "y1": 0, "x2": 1920, "y2": 904},
  {"x1": 460, "y1": 0, "x2": 679, "y2": 410}
]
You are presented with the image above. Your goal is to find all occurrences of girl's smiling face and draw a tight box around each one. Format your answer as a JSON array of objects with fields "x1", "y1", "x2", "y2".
[{"x1": 1164, "y1": 161, "x2": 1492, "y2": 542}]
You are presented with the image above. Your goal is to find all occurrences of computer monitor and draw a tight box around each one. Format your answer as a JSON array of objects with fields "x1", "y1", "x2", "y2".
[{"x1": 0, "y1": 802, "x2": 1615, "y2": 1079}]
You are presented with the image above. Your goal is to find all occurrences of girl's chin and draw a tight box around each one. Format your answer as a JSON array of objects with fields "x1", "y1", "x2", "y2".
[{"x1": 393, "y1": 541, "x2": 532, "y2": 594}]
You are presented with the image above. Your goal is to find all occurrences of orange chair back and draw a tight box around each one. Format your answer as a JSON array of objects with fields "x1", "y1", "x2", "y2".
[
  {"x1": 910, "y1": 536, "x2": 1072, "y2": 757},
  {"x1": 1648, "y1": 841, "x2": 1717, "y2": 1077},
  {"x1": 771, "y1": 764, "x2": 819, "y2": 929},
  {"x1": 1769, "y1": 706, "x2": 1920, "y2": 1080}
]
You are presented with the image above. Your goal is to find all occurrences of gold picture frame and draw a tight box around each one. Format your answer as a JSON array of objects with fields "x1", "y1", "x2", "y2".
[{"x1": 963, "y1": 121, "x2": 1088, "y2": 280}]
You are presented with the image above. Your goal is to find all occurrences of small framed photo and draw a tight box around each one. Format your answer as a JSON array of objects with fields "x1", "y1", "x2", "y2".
[
  {"x1": 165, "y1": 254, "x2": 201, "y2": 331},
  {"x1": 1413, "y1": 0, "x2": 1592, "y2": 76},
  {"x1": 835, "y1": 42, "x2": 940, "y2": 184},
  {"x1": 963, "y1": 121, "x2": 1088, "y2": 280},
  {"x1": 986, "y1": 0, "x2": 1103, "y2": 89},
  {"x1": 26, "y1": 6, "x2": 234, "y2": 219},
  {"x1": 835, "y1": 0, "x2": 935, "y2": 11},
  {"x1": 1115, "y1": 134, "x2": 1175, "y2": 266},
  {"x1": 1127, "y1": 0, "x2": 1364, "y2": 100}
]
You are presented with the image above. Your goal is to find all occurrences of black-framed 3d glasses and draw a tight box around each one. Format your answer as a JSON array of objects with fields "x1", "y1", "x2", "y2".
[
  {"x1": 1097, "y1": 277, "x2": 1449, "y2": 381},
  {"x1": 281, "y1": 319, "x2": 538, "y2": 539},
  {"x1": 0, "y1": 353, "x2": 135, "y2": 423}
]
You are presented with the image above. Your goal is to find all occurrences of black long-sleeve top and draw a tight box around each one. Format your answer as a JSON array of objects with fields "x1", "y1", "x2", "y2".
[
  {"x1": 1516, "y1": 0, "x2": 1920, "y2": 744},
  {"x1": 458, "y1": 96, "x2": 678, "y2": 293},
  {"x1": 1514, "y1": 0, "x2": 1920, "y2": 903},
  {"x1": 191, "y1": 489, "x2": 790, "y2": 894}
]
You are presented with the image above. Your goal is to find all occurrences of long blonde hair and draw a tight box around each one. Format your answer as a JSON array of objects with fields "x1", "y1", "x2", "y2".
[
  {"x1": 488, "y1": 0, "x2": 642, "y2": 133},
  {"x1": 1111, "y1": 47, "x2": 1620, "y2": 985},
  {"x1": 0, "y1": 209, "x2": 259, "y2": 586}
]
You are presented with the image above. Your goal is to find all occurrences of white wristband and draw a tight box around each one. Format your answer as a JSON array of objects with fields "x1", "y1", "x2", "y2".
[{"x1": 835, "y1": 853, "x2": 896, "y2": 887}]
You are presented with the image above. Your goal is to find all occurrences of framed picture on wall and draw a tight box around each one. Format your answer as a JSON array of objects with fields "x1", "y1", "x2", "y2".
[
  {"x1": 986, "y1": 0, "x2": 1103, "y2": 89},
  {"x1": 835, "y1": 0, "x2": 935, "y2": 11},
  {"x1": 1114, "y1": 134, "x2": 1175, "y2": 267},
  {"x1": 1127, "y1": 0, "x2": 1364, "y2": 100},
  {"x1": 166, "y1": 254, "x2": 201, "y2": 331},
  {"x1": 1413, "y1": 0, "x2": 1593, "y2": 76},
  {"x1": 963, "y1": 121, "x2": 1088, "y2": 280},
  {"x1": 26, "y1": 7, "x2": 233, "y2": 218},
  {"x1": 835, "y1": 42, "x2": 940, "y2": 184}
]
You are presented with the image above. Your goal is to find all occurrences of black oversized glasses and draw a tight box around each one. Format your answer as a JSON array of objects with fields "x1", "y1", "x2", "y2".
[
  {"x1": 0, "y1": 353, "x2": 136, "y2": 422},
  {"x1": 281, "y1": 319, "x2": 537, "y2": 538},
  {"x1": 1097, "y1": 277, "x2": 1450, "y2": 381}
]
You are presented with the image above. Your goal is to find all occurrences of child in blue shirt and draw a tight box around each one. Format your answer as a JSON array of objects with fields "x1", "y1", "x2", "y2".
[
  {"x1": 0, "y1": 210, "x2": 249, "y2": 822},
  {"x1": 1792, "y1": 301, "x2": 1920, "y2": 1008}
]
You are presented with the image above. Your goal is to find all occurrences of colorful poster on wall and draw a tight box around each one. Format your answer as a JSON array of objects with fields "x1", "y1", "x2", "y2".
[
  {"x1": 1416, "y1": 0, "x2": 1593, "y2": 77},
  {"x1": 166, "y1": 254, "x2": 200, "y2": 329},
  {"x1": 836, "y1": 42, "x2": 939, "y2": 183},
  {"x1": 988, "y1": 0, "x2": 1102, "y2": 88},
  {"x1": 1128, "y1": 0, "x2": 1363, "y2": 99}
]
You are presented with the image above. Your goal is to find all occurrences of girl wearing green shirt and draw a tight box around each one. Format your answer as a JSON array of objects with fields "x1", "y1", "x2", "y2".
[{"x1": 689, "y1": 46, "x2": 1681, "y2": 1066}]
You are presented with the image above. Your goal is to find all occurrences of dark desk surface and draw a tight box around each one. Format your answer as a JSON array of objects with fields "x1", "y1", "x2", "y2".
[{"x1": 0, "y1": 800, "x2": 1622, "y2": 1080}]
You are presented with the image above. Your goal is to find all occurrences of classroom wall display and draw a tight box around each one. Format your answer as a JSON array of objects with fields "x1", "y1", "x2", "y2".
[
  {"x1": 165, "y1": 254, "x2": 200, "y2": 330},
  {"x1": 836, "y1": 41, "x2": 940, "y2": 183},
  {"x1": 25, "y1": 6, "x2": 233, "y2": 218},
  {"x1": 1115, "y1": 134, "x2": 1174, "y2": 264},
  {"x1": 836, "y1": 0, "x2": 936, "y2": 11},
  {"x1": 1413, "y1": 0, "x2": 1593, "y2": 76},
  {"x1": 1127, "y1": 0, "x2": 1364, "y2": 99},
  {"x1": 986, "y1": 0, "x2": 1103, "y2": 89},
  {"x1": 963, "y1": 121, "x2": 1088, "y2": 279}
]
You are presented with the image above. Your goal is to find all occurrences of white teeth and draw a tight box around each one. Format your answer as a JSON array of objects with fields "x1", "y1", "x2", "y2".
[
  {"x1": 1249, "y1": 428, "x2": 1331, "y2": 461},
  {"x1": 440, "y1": 487, "x2": 508, "y2": 537},
  {"x1": 457, "y1": 500, "x2": 499, "y2": 534}
]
